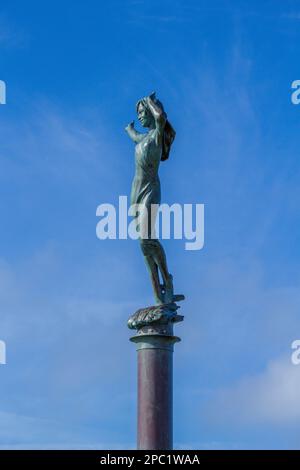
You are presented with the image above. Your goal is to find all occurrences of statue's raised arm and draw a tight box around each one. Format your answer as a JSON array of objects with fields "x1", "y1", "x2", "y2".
[{"x1": 144, "y1": 92, "x2": 166, "y2": 131}]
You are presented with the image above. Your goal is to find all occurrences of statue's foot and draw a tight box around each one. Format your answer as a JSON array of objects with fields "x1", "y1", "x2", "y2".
[
  {"x1": 155, "y1": 275, "x2": 184, "y2": 305},
  {"x1": 173, "y1": 294, "x2": 185, "y2": 302}
]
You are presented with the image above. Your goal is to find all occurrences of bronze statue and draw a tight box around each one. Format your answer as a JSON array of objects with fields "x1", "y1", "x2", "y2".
[{"x1": 125, "y1": 92, "x2": 183, "y2": 308}]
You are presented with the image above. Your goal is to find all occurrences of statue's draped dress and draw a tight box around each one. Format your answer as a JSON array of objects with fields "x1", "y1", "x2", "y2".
[{"x1": 131, "y1": 129, "x2": 161, "y2": 238}]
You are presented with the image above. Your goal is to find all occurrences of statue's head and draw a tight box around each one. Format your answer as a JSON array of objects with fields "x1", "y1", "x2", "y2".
[
  {"x1": 136, "y1": 101, "x2": 154, "y2": 128},
  {"x1": 136, "y1": 96, "x2": 176, "y2": 161}
]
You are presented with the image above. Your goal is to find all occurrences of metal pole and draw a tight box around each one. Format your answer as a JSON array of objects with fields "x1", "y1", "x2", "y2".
[{"x1": 130, "y1": 321, "x2": 182, "y2": 450}]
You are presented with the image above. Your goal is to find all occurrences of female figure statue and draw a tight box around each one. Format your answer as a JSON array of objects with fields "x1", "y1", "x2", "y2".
[{"x1": 125, "y1": 92, "x2": 179, "y2": 305}]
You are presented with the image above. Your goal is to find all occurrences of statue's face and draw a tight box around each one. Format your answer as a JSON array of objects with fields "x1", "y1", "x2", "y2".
[{"x1": 137, "y1": 103, "x2": 152, "y2": 128}]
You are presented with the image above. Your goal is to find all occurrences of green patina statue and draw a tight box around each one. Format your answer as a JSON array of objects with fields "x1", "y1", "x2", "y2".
[{"x1": 125, "y1": 92, "x2": 183, "y2": 311}]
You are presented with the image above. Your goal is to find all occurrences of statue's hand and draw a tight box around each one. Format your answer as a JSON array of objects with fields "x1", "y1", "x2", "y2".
[
  {"x1": 143, "y1": 92, "x2": 156, "y2": 105},
  {"x1": 125, "y1": 120, "x2": 135, "y2": 132}
]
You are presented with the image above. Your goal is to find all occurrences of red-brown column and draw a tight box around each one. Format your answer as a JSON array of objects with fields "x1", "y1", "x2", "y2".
[{"x1": 130, "y1": 331, "x2": 181, "y2": 450}]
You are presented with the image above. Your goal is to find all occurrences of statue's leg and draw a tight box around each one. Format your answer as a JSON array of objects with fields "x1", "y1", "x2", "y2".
[
  {"x1": 138, "y1": 201, "x2": 173, "y2": 304},
  {"x1": 140, "y1": 239, "x2": 163, "y2": 304},
  {"x1": 146, "y1": 203, "x2": 174, "y2": 303},
  {"x1": 149, "y1": 239, "x2": 174, "y2": 303}
]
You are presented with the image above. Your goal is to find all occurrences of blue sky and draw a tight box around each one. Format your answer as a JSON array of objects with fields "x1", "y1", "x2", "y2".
[{"x1": 1, "y1": 0, "x2": 300, "y2": 449}]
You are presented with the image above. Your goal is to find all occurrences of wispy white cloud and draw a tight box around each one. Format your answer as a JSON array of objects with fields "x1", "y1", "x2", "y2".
[
  {"x1": 0, "y1": 102, "x2": 118, "y2": 189},
  {"x1": 203, "y1": 355, "x2": 300, "y2": 427}
]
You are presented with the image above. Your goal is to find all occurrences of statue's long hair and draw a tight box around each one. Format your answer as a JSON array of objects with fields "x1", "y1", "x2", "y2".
[{"x1": 136, "y1": 97, "x2": 176, "y2": 161}]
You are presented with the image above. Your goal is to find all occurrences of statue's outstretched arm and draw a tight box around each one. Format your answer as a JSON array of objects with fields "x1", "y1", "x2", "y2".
[{"x1": 125, "y1": 120, "x2": 144, "y2": 143}]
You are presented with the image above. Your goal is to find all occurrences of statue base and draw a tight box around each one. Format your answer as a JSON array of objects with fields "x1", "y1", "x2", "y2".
[{"x1": 127, "y1": 302, "x2": 184, "y2": 332}]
